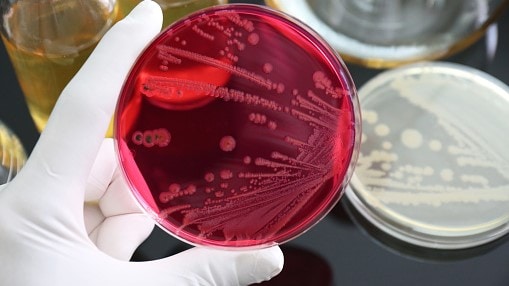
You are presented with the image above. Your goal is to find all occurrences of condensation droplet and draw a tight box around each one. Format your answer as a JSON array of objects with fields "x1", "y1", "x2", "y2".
[{"x1": 219, "y1": 135, "x2": 236, "y2": 152}]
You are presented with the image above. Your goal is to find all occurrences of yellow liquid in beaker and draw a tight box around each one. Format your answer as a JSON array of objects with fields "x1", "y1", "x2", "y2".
[
  {"x1": 2, "y1": 0, "x2": 226, "y2": 135},
  {"x1": 1, "y1": 0, "x2": 120, "y2": 133}
]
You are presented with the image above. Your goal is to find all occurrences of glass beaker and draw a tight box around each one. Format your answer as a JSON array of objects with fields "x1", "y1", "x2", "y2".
[
  {"x1": 0, "y1": 0, "x2": 121, "y2": 133},
  {"x1": 0, "y1": 120, "x2": 26, "y2": 185},
  {"x1": 266, "y1": 0, "x2": 509, "y2": 68},
  {"x1": 0, "y1": 0, "x2": 228, "y2": 135}
]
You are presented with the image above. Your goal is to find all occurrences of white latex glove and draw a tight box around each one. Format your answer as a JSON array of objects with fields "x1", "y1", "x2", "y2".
[{"x1": 0, "y1": 1, "x2": 284, "y2": 285}]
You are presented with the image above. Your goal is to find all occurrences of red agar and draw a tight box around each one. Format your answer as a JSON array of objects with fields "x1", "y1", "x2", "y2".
[{"x1": 115, "y1": 4, "x2": 360, "y2": 248}]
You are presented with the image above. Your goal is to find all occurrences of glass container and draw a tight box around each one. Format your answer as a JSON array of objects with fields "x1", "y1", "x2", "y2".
[
  {"x1": 0, "y1": 0, "x2": 120, "y2": 132},
  {"x1": 266, "y1": 0, "x2": 509, "y2": 68},
  {"x1": 0, "y1": 120, "x2": 26, "y2": 185}
]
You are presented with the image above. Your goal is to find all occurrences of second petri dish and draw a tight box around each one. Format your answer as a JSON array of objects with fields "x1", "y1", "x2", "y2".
[
  {"x1": 347, "y1": 61, "x2": 509, "y2": 249},
  {"x1": 115, "y1": 4, "x2": 360, "y2": 248}
]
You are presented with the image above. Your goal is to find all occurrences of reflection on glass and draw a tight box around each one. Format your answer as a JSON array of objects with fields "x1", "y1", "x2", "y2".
[
  {"x1": 251, "y1": 245, "x2": 333, "y2": 286},
  {"x1": 328, "y1": 200, "x2": 355, "y2": 226},
  {"x1": 0, "y1": 121, "x2": 26, "y2": 184},
  {"x1": 342, "y1": 197, "x2": 509, "y2": 262},
  {"x1": 266, "y1": 0, "x2": 509, "y2": 68}
]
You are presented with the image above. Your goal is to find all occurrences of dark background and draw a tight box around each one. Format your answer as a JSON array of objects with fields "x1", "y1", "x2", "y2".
[{"x1": 2, "y1": 1, "x2": 509, "y2": 285}]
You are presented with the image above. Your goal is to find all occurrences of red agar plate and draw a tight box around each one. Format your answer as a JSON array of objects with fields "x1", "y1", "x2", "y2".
[{"x1": 115, "y1": 4, "x2": 360, "y2": 248}]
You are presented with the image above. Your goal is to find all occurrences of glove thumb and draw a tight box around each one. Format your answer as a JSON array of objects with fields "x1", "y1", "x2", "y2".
[{"x1": 132, "y1": 246, "x2": 284, "y2": 286}]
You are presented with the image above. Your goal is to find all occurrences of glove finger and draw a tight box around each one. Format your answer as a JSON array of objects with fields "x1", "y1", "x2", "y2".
[
  {"x1": 83, "y1": 139, "x2": 114, "y2": 238},
  {"x1": 132, "y1": 246, "x2": 284, "y2": 286},
  {"x1": 91, "y1": 213, "x2": 154, "y2": 261},
  {"x1": 19, "y1": 1, "x2": 162, "y2": 198},
  {"x1": 84, "y1": 202, "x2": 105, "y2": 241},
  {"x1": 84, "y1": 139, "x2": 153, "y2": 260},
  {"x1": 85, "y1": 139, "x2": 117, "y2": 202},
  {"x1": 99, "y1": 163, "x2": 144, "y2": 218},
  {"x1": 85, "y1": 139, "x2": 141, "y2": 216}
]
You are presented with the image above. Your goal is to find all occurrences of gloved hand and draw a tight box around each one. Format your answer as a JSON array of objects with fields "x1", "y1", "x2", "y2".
[{"x1": 0, "y1": 1, "x2": 284, "y2": 285}]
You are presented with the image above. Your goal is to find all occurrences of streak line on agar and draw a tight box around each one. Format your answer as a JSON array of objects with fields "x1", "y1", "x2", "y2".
[{"x1": 157, "y1": 45, "x2": 275, "y2": 90}]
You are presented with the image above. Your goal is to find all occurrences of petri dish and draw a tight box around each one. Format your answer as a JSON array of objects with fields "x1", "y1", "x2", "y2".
[
  {"x1": 342, "y1": 192, "x2": 509, "y2": 262},
  {"x1": 265, "y1": 0, "x2": 509, "y2": 68},
  {"x1": 0, "y1": 120, "x2": 26, "y2": 184},
  {"x1": 347, "y1": 61, "x2": 509, "y2": 249},
  {"x1": 115, "y1": 4, "x2": 361, "y2": 248}
]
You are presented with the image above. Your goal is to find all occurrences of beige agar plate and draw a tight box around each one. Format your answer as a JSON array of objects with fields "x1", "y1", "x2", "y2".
[{"x1": 347, "y1": 62, "x2": 509, "y2": 249}]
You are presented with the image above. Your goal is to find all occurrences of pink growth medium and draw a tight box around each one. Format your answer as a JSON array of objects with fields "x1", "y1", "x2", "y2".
[{"x1": 115, "y1": 4, "x2": 361, "y2": 248}]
